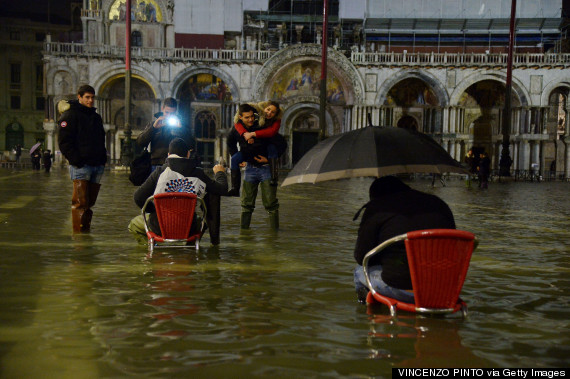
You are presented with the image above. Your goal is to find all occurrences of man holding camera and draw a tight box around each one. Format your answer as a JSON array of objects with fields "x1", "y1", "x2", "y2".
[{"x1": 137, "y1": 97, "x2": 195, "y2": 170}]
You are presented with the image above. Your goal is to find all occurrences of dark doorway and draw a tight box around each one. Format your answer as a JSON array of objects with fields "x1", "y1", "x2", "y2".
[
  {"x1": 292, "y1": 131, "x2": 319, "y2": 164},
  {"x1": 397, "y1": 115, "x2": 418, "y2": 130}
]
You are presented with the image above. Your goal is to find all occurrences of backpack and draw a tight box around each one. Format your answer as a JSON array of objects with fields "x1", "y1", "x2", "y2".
[{"x1": 129, "y1": 148, "x2": 152, "y2": 186}]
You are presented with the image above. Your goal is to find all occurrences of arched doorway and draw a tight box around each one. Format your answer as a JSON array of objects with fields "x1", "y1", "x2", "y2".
[
  {"x1": 290, "y1": 109, "x2": 320, "y2": 164},
  {"x1": 459, "y1": 80, "x2": 521, "y2": 157},
  {"x1": 397, "y1": 115, "x2": 419, "y2": 130},
  {"x1": 177, "y1": 73, "x2": 233, "y2": 164},
  {"x1": 385, "y1": 78, "x2": 441, "y2": 134},
  {"x1": 100, "y1": 76, "x2": 156, "y2": 160},
  {"x1": 5, "y1": 122, "x2": 24, "y2": 151}
]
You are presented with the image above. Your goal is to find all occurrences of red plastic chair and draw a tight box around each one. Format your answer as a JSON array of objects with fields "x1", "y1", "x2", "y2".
[
  {"x1": 363, "y1": 229, "x2": 476, "y2": 317},
  {"x1": 142, "y1": 192, "x2": 206, "y2": 254}
]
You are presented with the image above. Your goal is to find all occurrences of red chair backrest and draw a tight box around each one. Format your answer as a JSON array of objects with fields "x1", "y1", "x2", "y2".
[
  {"x1": 153, "y1": 192, "x2": 198, "y2": 239},
  {"x1": 405, "y1": 229, "x2": 475, "y2": 309}
]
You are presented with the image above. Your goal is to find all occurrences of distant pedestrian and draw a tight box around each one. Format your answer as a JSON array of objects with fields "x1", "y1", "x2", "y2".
[
  {"x1": 464, "y1": 149, "x2": 476, "y2": 188},
  {"x1": 43, "y1": 149, "x2": 53, "y2": 173},
  {"x1": 31, "y1": 148, "x2": 42, "y2": 170},
  {"x1": 478, "y1": 152, "x2": 491, "y2": 189},
  {"x1": 15, "y1": 144, "x2": 22, "y2": 164}
]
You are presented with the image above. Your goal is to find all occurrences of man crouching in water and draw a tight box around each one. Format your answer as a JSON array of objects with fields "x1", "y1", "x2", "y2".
[{"x1": 128, "y1": 138, "x2": 228, "y2": 243}]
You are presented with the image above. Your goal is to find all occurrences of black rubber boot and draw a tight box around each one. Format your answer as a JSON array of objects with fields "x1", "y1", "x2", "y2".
[
  {"x1": 269, "y1": 158, "x2": 279, "y2": 186},
  {"x1": 227, "y1": 169, "x2": 241, "y2": 197}
]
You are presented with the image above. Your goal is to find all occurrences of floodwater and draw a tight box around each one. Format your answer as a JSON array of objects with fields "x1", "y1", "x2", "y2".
[{"x1": 0, "y1": 168, "x2": 568, "y2": 378}]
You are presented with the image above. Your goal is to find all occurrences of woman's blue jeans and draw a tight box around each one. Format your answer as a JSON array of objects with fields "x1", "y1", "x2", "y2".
[
  {"x1": 231, "y1": 144, "x2": 278, "y2": 170},
  {"x1": 354, "y1": 265, "x2": 415, "y2": 303}
]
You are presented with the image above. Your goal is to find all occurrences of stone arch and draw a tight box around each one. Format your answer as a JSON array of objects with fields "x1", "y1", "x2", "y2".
[
  {"x1": 252, "y1": 44, "x2": 364, "y2": 104},
  {"x1": 171, "y1": 66, "x2": 240, "y2": 102},
  {"x1": 281, "y1": 101, "x2": 338, "y2": 137},
  {"x1": 281, "y1": 101, "x2": 339, "y2": 166},
  {"x1": 540, "y1": 78, "x2": 570, "y2": 106},
  {"x1": 375, "y1": 70, "x2": 449, "y2": 107},
  {"x1": 92, "y1": 63, "x2": 161, "y2": 98},
  {"x1": 450, "y1": 71, "x2": 529, "y2": 107}
]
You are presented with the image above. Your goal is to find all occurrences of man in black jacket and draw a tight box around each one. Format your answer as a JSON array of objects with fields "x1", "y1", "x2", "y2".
[
  {"x1": 58, "y1": 85, "x2": 107, "y2": 233},
  {"x1": 128, "y1": 138, "x2": 228, "y2": 243},
  {"x1": 136, "y1": 97, "x2": 195, "y2": 170},
  {"x1": 353, "y1": 176, "x2": 456, "y2": 303}
]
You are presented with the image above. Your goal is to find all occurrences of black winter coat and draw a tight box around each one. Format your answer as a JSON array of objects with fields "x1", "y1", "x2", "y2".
[
  {"x1": 226, "y1": 121, "x2": 287, "y2": 165},
  {"x1": 58, "y1": 100, "x2": 107, "y2": 167},
  {"x1": 353, "y1": 184, "x2": 455, "y2": 289}
]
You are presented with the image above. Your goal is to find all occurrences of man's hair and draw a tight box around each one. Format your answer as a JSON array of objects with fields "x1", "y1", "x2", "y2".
[
  {"x1": 239, "y1": 103, "x2": 256, "y2": 115},
  {"x1": 163, "y1": 97, "x2": 177, "y2": 109},
  {"x1": 77, "y1": 85, "x2": 95, "y2": 96},
  {"x1": 169, "y1": 138, "x2": 189, "y2": 157}
]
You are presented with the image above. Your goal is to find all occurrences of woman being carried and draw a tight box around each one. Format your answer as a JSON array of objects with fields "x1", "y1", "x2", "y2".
[{"x1": 228, "y1": 101, "x2": 286, "y2": 196}]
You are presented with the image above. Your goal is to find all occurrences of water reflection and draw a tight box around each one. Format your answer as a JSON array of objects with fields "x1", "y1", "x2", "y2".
[
  {"x1": 0, "y1": 169, "x2": 569, "y2": 376},
  {"x1": 366, "y1": 309, "x2": 490, "y2": 367}
]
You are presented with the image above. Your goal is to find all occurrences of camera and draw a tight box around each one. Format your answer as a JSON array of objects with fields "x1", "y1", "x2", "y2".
[{"x1": 165, "y1": 115, "x2": 180, "y2": 127}]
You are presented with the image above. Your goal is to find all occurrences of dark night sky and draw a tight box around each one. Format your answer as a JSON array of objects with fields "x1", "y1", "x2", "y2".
[{"x1": 0, "y1": 0, "x2": 78, "y2": 24}]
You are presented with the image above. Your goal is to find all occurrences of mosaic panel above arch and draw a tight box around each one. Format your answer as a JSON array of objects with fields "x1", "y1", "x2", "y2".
[
  {"x1": 269, "y1": 60, "x2": 346, "y2": 105},
  {"x1": 109, "y1": 0, "x2": 163, "y2": 22},
  {"x1": 385, "y1": 78, "x2": 440, "y2": 107},
  {"x1": 177, "y1": 73, "x2": 233, "y2": 103},
  {"x1": 253, "y1": 44, "x2": 364, "y2": 104}
]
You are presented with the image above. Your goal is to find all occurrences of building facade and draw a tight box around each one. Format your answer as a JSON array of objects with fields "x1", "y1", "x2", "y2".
[{"x1": 34, "y1": 0, "x2": 570, "y2": 177}]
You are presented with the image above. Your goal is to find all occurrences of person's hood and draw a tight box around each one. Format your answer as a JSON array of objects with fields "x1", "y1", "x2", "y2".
[
  {"x1": 353, "y1": 176, "x2": 411, "y2": 221},
  {"x1": 369, "y1": 176, "x2": 410, "y2": 199},
  {"x1": 166, "y1": 156, "x2": 198, "y2": 175},
  {"x1": 68, "y1": 99, "x2": 97, "y2": 112}
]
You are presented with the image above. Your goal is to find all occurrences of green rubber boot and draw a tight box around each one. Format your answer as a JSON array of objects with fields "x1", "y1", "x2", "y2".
[
  {"x1": 268, "y1": 210, "x2": 279, "y2": 230},
  {"x1": 240, "y1": 212, "x2": 252, "y2": 229}
]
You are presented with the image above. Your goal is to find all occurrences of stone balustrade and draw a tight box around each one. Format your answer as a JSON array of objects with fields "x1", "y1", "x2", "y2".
[
  {"x1": 44, "y1": 42, "x2": 570, "y2": 67},
  {"x1": 350, "y1": 51, "x2": 570, "y2": 68},
  {"x1": 43, "y1": 42, "x2": 274, "y2": 63},
  {"x1": 81, "y1": 9, "x2": 103, "y2": 18}
]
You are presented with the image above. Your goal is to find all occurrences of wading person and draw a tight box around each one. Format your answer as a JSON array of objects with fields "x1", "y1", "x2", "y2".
[
  {"x1": 227, "y1": 103, "x2": 286, "y2": 196},
  {"x1": 230, "y1": 101, "x2": 286, "y2": 193},
  {"x1": 58, "y1": 85, "x2": 107, "y2": 233},
  {"x1": 128, "y1": 138, "x2": 227, "y2": 243},
  {"x1": 478, "y1": 152, "x2": 491, "y2": 189},
  {"x1": 137, "y1": 97, "x2": 195, "y2": 171},
  {"x1": 352, "y1": 176, "x2": 456, "y2": 303}
]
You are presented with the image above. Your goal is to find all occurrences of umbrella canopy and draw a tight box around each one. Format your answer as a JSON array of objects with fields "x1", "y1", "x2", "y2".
[
  {"x1": 29, "y1": 142, "x2": 42, "y2": 155},
  {"x1": 282, "y1": 126, "x2": 468, "y2": 186}
]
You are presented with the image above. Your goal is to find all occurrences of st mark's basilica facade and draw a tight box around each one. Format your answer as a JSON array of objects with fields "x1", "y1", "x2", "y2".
[{"x1": 34, "y1": 0, "x2": 570, "y2": 177}]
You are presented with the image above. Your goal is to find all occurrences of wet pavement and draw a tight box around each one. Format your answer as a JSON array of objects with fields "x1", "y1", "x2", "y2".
[{"x1": 0, "y1": 167, "x2": 568, "y2": 377}]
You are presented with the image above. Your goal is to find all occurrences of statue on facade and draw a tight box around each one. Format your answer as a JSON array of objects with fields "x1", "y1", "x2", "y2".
[{"x1": 167, "y1": 0, "x2": 174, "y2": 23}]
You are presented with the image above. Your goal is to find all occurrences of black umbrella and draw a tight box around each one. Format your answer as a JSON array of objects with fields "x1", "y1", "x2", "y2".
[{"x1": 282, "y1": 126, "x2": 467, "y2": 186}]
